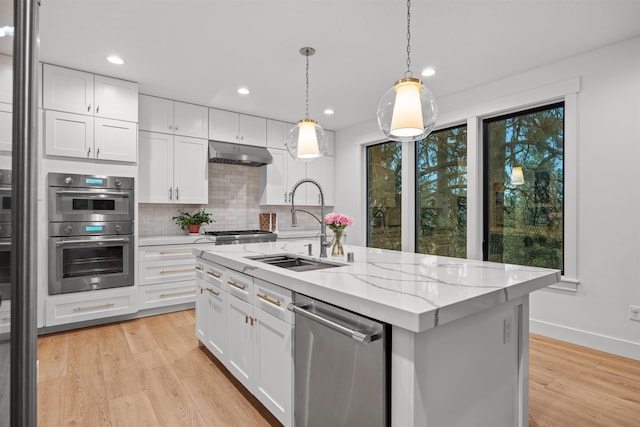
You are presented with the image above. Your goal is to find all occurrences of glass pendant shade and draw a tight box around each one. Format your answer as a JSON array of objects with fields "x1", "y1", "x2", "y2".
[
  {"x1": 286, "y1": 118, "x2": 328, "y2": 159},
  {"x1": 510, "y1": 166, "x2": 525, "y2": 186},
  {"x1": 377, "y1": 77, "x2": 438, "y2": 142}
]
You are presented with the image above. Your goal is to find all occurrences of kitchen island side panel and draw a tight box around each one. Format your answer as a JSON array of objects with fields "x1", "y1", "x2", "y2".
[{"x1": 391, "y1": 295, "x2": 528, "y2": 427}]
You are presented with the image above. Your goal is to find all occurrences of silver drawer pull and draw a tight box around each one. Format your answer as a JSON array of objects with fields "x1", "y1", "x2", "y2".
[
  {"x1": 160, "y1": 290, "x2": 195, "y2": 298},
  {"x1": 207, "y1": 270, "x2": 221, "y2": 278},
  {"x1": 257, "y1": 293, "x2": 281, "y2": 307},
  {"x1": 228, "y1": 280, "x2": 246, "y2": 291},
  {"x1": 158, "y1": 250, "x2": 192, "y2": 255},
  {"x1": 206, "y1": 287, "x2": 220, "y2": 296},
  {"x1": 73, "y1": 303, "x2": 115, "y2": 312},
  {"x1": 159, "y1": 268, "x2": 194, "y2": 274},
  {"x1": 195, "y1": 266, "x2": 203, "y2": 271}
]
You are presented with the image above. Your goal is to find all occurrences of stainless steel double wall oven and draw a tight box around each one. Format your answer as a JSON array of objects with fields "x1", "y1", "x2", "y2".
[{"x1": 48, "y1": 173, "x2": 135, "y2": 295}]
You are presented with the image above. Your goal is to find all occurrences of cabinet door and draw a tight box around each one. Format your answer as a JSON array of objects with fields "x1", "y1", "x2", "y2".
[
  {"x1": 173, "y1": 136, "x2": 208, "y2": 204},
  {"x1": 44, "y1": 110, "x2": 93, "y2": 159},
  {"x1": 0, "y1": 54, "x2": 12, "y2": 105},
  {"x1": 94, "y1": 75, "x2": 138, "y2": 122},
  {"x1": 195, "y1": 280, "x2": 208, "y2": 343},
  {"x1": 138, "y1": 95, "x2": 173, "y2": 133},
  {"x1": 286, "y1": 155, "x2": 307, "y2": 203},
  {"x1": 239, "y1": 114, "x2": 266, "y2": 147},
  {"x1": 138, "y1": 131, "x2": 173, "y2": 203},
  {"x1": 42, "y1": 64, "x2": 93, "y2": 115},
  {"x1": 0, "y1": 105, "x2": 12, "y2": 152},
  {"x1": 94, "y1": 118, "x2": 137, "y2": 162},
  {"x1": 254, "y1": 308, "x2": 293, "y2": 427},
  {"x1": 206, "y1": 286, "x2": 228, "y2": 365},
  {"x1": 305, "y1": 155, "x2": 335, "y2": 206},
  {"x1": 266, "y1": 119, "x2": 289, "y2": 150},
  {"x1": 208, "y1": 108, "x2": 239, "y2": 142},
  {"x1": 325, "y1": 129, "x2": 335, "y2": 156},
  {"x1": 174, "y1": 101, "x2": 208, "y2": 139},
  {"x1": 226, "y1": 296, "x2": 254, "y2": 391},
  {"x1": 258, "y1": 148, "x2": 287, "y2": 205}
]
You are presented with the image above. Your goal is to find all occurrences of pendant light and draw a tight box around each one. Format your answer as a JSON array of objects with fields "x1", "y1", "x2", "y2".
[
  {"x1": 510, "y1": 166, "x2": 525, "y2": 186},
  {"x1": 285, "y1": 47, "x2": 328, "y2": 160},
  {"x1": 377, "y1": 0, "x2": 438, "y2": 142}
]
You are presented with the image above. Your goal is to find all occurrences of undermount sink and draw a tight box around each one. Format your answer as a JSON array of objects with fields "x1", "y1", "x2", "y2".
[{"x1": 247, "y1": 254, "x2": 345, "y2": 272}]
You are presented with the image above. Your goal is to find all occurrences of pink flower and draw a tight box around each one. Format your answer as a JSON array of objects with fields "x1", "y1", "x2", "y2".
[{"x1": 324, "y1": 213, "x2": 353, "y2": 230}]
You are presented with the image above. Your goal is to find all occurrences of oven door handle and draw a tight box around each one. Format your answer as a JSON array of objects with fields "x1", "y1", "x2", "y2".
[
  {"x1": 55, "y1": 237, "x2": 130, "y2": 246},
  {"x1": 55, "y1": 190, "x2": 130, "y2": 197},
  {"x1": 0, "y1": 242, "x2": 11, "y2": 246}
]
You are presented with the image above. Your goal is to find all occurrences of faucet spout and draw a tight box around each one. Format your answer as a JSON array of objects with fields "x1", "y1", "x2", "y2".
[{"x1": 290, "y1": 178, "x2": 330, "y2": 258}]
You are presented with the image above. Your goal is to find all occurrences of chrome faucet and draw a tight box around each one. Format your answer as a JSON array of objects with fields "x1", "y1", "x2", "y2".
[{"x1": 290, "y1": 178, "x2": 331, "y2": 258}]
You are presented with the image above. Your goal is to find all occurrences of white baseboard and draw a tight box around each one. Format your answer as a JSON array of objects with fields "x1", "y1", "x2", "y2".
[{"x1": 530, "y1": 319, "x2": 640, "y2": 361}]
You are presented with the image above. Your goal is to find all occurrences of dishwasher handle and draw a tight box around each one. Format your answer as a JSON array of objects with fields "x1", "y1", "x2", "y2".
[{"x1": 288, "y1": 302, "x2": 381, "y2": 345}]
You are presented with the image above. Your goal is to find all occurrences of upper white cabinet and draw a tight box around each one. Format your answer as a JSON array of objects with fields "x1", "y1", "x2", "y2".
[
  {"x1": 139, "y1": 94, "x2": 208, "y2": 139},
  {"x1": 42, "y1": 64, "x2": 138, "y2": 162},
  {"x1": 138, "y1": 131, "x2": 208, "y2": 204},
  {"x1": 209, "y1": 108, "x2": 266, "y2": 147},
  {"x1": 43, "y1": 63, "x2": 138, "y2": 122},
  {"x1": 258, "y1": 148, "x2": 306, "y2": 205}
]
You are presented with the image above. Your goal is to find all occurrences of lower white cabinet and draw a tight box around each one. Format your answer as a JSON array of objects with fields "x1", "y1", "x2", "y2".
[
  {"x1": 45, "y1": 286, "x2": 137, "y2": 327},
  {"x1": 195, "y1": 259, "x2": 293, "y2": 427},
  {"x1": 138, "y1": 241, "x2": 216, "y2": 311}
]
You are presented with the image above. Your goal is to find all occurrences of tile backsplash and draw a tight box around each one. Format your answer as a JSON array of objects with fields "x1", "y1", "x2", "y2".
[{"x1": 138, "y1": 163, "x2": 328, "y2": 236}]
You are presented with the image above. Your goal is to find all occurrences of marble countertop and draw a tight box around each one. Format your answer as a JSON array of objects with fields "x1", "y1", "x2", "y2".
[
  {"x1": 139, "y1": 235, "x2": 217, "y2": 246},
  {"x1": 194, "y1": 239, "x2": 560, "y2": 333}
]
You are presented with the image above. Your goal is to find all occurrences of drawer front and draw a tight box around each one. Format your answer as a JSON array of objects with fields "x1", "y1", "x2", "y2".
[
  {"x1": 45, "y1": 288, "x2": 137, "y2": 326},
  {"x1": 139, "y1": 245, "x2": 195, "y2": 262},
  {"x1": 226, "y1": 269, "x2": 253, "y2": 303},
  {"x1": 196, "y1": 260, "x2": 227, "y2": 290},
  {"x1": 254, "y1": 279, "x2": 293, "y2": 324},
  {"x1": 138, "y1": 281, "x2": 196, "y2": 310},
  {"x1": 139, "y1": 258, "x2": 196, "y2": 286}
]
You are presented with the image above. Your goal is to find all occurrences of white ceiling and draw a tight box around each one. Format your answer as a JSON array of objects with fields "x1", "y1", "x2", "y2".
[{"x1": 4, "y1": 0, "x2": 640, "y2": 130}]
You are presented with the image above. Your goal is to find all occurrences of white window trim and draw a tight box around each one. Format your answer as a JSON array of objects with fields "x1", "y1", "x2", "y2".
[{"x1": 439, "y1": 77, "x2": 580, "y2": 291}]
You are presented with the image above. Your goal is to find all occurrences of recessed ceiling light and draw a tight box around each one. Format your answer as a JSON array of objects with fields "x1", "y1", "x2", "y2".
[
  {"x1": 0, "y1": 26, "x2": 14, "y2": 38},
  {"x1": 237, "y1": 87, "x2": 250, "y2": 95},
  {"x1": 421, "y1": 67, "x2": 436, "y2": 77},
  {"x1": 107, "y1": 56, "x2": 125, "y2": 65},
  {"x1": 324, "y1": 108, "x2": 334, "y2": 115}
]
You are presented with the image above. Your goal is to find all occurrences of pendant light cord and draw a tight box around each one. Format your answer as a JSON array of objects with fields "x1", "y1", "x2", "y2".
[
  {"x1": 405, "y1": 0, "x2": 413, "y2": 78},
  {"x1": 305, "y1": 49, "x2": 310, "y2": 119}
]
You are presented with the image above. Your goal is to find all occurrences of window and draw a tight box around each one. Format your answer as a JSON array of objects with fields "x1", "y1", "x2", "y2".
[
  {"x1": 484, "y1": 103, "x2": 564, "y2": 271},
  {"x1": 416, "y1": 125, "x2": 467, "y2": 257},
  {"x1": 367, "y1": 142, "x2": 402, "y2": 250}
]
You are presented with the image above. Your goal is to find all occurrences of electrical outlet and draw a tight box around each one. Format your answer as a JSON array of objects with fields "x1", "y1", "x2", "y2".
[
  {"x1": 630, "y1": 305, "x2": 640, "y2": 322},
  {"x1": 142, "y1": 215, "x2": 149, "y2": 224},
  {"x1": 503, "y1": 316, "x2": 513, "y2": 343}
]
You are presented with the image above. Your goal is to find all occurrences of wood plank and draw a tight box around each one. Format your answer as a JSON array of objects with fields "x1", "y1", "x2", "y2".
[
  {"x1": 37, "y1": 332, "x2": 69, "y2": 380},
  {"x1": 37, "y1": 377, "x2": 66, "y2": 427},
  {"x1": 108, "y1": 391, "x2": 160, "y2": 427}
]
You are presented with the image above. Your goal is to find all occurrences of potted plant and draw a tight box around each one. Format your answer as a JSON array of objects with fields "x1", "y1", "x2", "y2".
[{"x1": 172, "y1": 210, "x2": 215, "y2": 235}]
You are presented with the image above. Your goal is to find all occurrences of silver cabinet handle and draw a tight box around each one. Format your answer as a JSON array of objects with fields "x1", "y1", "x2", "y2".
[
  {"x1": 87, "y1": 147, "x2": 91, "y2": 157},
  {"x1": 284, "y1": 192, "x2": 287, "y2": 203},
  {"x1": 87, "y1": 104, "x2": 91, "y2": 112},
  {"x1": 96, "y1": 105, "x2": 100, "y2": 114},
  {"x1": 169, "y1": 187, "x2": 173, "y2": 200},
  {"x1": 176, "y1": 187, "x2": 179, "y2": 200},
  {"x1": 287, "y1": 303, "x2": 381, "y2": 345}
]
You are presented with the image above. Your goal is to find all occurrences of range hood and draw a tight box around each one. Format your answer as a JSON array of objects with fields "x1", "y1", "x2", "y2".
[{"x1": 208, "y1": 140, "x2": 273, "y2": 167}]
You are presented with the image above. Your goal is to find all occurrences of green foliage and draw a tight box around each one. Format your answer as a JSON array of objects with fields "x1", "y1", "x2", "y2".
[{"x1": 172, "y1": 210, "x2": 215, "y2": 230}]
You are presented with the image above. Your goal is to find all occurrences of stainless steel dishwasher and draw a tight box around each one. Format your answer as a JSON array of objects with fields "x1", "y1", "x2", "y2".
[{"x1": 288, "y1": 293, "x2": 390, "y2": 427}]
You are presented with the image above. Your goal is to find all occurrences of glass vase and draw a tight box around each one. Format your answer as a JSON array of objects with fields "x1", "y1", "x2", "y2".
[{"x1": 331, "y1": 229, "x2": 344, "y2": 256}]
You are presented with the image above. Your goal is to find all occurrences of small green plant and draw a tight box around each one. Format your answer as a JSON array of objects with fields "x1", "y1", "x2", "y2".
[{"x1": 172, "y1": 210, "x2": 215, "y2": 230}]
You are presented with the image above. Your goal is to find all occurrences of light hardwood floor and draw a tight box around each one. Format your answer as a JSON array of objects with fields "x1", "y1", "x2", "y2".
[{"x1": 37, "y1": 310, "x2": 640, "y2": 426}]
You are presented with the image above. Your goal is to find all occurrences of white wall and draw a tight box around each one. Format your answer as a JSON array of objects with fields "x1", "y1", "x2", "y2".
[{"x1": 334, "y1": 37, "x2": 640, "y2": 360}]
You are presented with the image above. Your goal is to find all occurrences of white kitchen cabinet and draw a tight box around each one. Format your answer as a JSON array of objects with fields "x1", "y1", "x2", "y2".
[
  {"x1": 226, "y1": 295, "x2": 254, "y2": 390},
  {"x1": 138, "y1": 281, "x2": 197, "y2": 311},
  {"x1": 138, "y1": 131, "x2": 208, "y2": 204},
  {"x1": 305, "y1": 154, "x2": 335, "y2": 206},
  {"x1": 195, "y1": 280, "x2": 208, "y2": 343},
  {"x1": 43, "y1": 63, "x2": 138, "y2": 122},
  {"x1": 0, "y1": 104, "x2": 12, "y2": 152},
  {"x1": 139, "y1": 94, "x2": 208, "y2": 139},
  {"x1": 44, "y1": 110, "x2": 137, "y2": 161},
  {"x1": 45, "y1": 286, "x2": 137, "y2": 327},
  {"x1": 206, "y1": 284, "x2": 228, "y2": 363},
  {"x1": 259, "y1": 147, "x2": 334, "y2": 206},
  {"x1": 209, "y1": 108, "x2": 266, "y2": 147}
]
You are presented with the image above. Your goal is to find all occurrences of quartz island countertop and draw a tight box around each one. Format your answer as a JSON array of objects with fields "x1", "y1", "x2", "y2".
[{"x1": 193, "y1": 239, "x2": 560, "y2": 332}]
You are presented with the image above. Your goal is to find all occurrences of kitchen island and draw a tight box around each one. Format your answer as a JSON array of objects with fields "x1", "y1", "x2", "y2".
[{"x1": 194, "y1": 240, "x2": 560, "y2": 427}]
